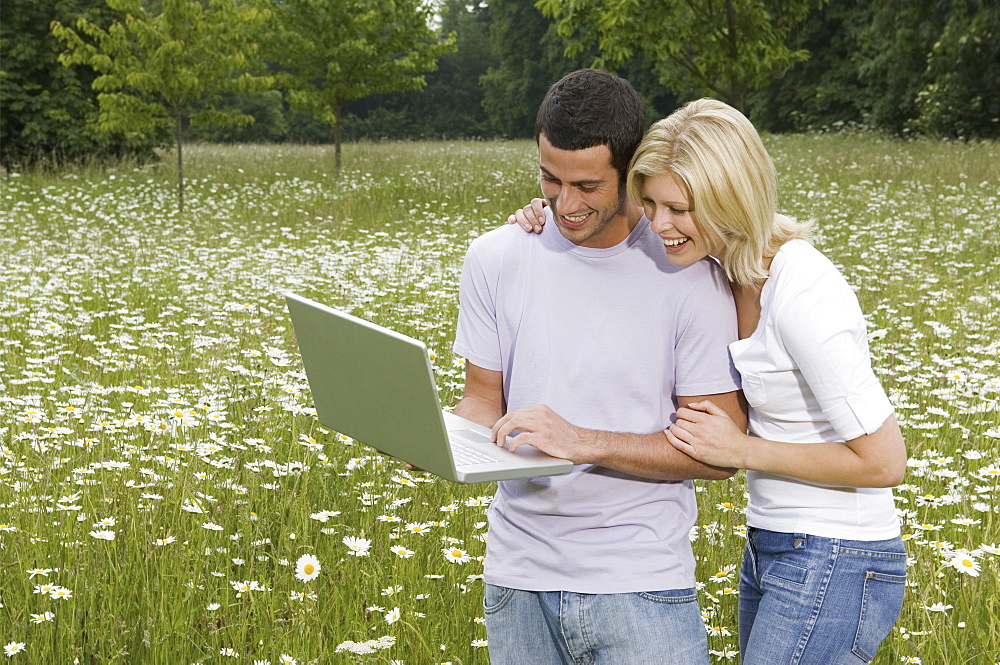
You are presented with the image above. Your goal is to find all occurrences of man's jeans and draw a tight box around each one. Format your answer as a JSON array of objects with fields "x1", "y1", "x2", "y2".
[
  {"x1": 740, "y1": 528, "x2": 907, "y2": 664},
  {"x1": 484, "y1": 584, "x2": 709, "y2": 665}
]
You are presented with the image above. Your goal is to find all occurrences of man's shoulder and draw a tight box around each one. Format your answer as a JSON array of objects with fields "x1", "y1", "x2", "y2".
[{"x1": 467, "y1": 222, "x2": 543, "y2": 260}]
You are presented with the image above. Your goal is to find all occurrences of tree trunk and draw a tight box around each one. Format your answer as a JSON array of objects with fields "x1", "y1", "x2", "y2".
[
  {"x1": 176, "y1": 111, "x2": 185, "y2": 212},
  {"x1": 334, "y1": 102, "x2": 342, "y2": 175}
]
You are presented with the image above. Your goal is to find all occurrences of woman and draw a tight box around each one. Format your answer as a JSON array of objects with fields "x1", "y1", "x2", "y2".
[{"x1": 510, "y1": 98, "x2": 908, "y2": 664}]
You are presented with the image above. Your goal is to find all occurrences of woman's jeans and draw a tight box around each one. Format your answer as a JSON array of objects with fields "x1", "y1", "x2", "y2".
[
  {"x1": 740, "y1": 528, "x2": 907, "y2": 664},
  {"x1": 483, "y1": 584, "x2": 709, "y2": 665}
]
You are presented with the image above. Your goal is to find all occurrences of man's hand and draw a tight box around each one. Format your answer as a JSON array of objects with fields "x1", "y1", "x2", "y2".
[
  {"x1": 665, "y1": 400, "x2": 749, "y2": 468},
  {"x1": 506, "y1": 198, "x2": 548, "y2": 233},
  {"x1": 491, "y1": 404, "x2": 586, "y2": 461}
]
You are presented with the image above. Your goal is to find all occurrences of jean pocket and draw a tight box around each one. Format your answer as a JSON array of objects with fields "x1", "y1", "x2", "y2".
[
  {"x1": 852, "y1": 570, "x2": 906, "y2": 662},
  {"x1": 483, "y1": 583, "x2": 516, "y2": 614},
  {"x1": 636, "y1": 588, "x2": 698, "y2": 604},
  {"x1": 761, "y1": 560, "x2": 809, "y2": 590}
]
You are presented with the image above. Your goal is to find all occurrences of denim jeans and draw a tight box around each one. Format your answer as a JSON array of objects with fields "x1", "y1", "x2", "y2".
[
  {"x1": 739, "y1": 528, "x2": 907, "y2": 664},
  {"x1": 484, "y1": 584, "x2": 709, "y2": 665}
]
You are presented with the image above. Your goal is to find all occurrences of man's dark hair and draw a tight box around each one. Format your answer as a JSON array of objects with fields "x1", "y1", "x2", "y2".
[{"x1": 535, "y1": 69, "x2": 645, "y2": 184}]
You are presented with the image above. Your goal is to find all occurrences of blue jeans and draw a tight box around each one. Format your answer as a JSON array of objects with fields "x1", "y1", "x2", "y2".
[
  {"x1": 484, "y1": 584, "x2": 709, "y2": 665},
  {"x1": 739, "y1": 528, "x2": 907, "y2": 664}
]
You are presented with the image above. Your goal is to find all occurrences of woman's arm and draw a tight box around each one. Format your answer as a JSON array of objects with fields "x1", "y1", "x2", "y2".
[{"x1": 665, "y1": 400, "x2": 907, "y2": 488}]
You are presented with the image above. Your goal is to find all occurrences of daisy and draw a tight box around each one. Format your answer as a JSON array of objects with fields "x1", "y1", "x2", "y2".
[
  {"x1": 294, "y1": 553, "x2": 321, "y2": 582},
  {"x1": 390, "y1": 545, "x2": 415, "y2": 558},
  {"x1": 947, "y1": 551, "x2": 980, "y2": 576},
  {"x1": 279, "y1": 655, "x2": 297, "y2": 665},
  {"x1": 385, "y1": 607, "x2": 401, "y2": 624},
  {"x1": 3, "y1": 642, "x2": 26, "y2": 657},
  {"x1": 442, "y1": 547, "x2": 471, "y2": 564},
  {"x1": 49, "y1": 586, "x2": 73, "y2": 600},
  {"x1": 471, "y1": 639, "x2": 488, "y2": 648},
  {"x1": 342, "y1": 535, "x2": 372, "y2": 557},
  {"x1": 89, "y1": 530, "x2": 116, "y2": 540},
  {"x1": 921, "y1": 602, "x2": 952, "y2": 612},
  {"x1": 25, "y1": 568, "x2": 53, "y2": 578},
  {"x1": 30, "y1": 611, "x2": 55, "y2": 623}
]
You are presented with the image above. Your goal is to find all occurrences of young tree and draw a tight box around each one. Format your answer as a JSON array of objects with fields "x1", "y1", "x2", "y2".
[
  {"x1": 51, "y1": 0, "x2": 273, "y2": 209},
  {"x1": 271, "y1": 0, "x2": 456, "y2": 172},
  {"x1": 536, "y1": 0, "x2": 824, "y2": 113}
]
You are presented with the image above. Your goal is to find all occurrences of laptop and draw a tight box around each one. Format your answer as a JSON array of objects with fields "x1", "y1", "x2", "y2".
[{"x1": 285, "y1": 293, "x2": 573, "y2": 483}]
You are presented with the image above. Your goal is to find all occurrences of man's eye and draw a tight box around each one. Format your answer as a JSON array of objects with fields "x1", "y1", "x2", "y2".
[{"x1": 579, "y1": 186, "x2": 597, "y2": 193}]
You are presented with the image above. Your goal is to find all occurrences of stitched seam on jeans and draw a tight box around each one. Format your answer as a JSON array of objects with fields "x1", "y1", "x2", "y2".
[
  {"x1": 840, "y1": 547, "x2": 907, "y2": 559},
  {"x1": 636, "y1": 591, "x2": 698, "y2": 604},
  {"x1": 790, "y1": 542, "x2": 838, "y2": 664}
]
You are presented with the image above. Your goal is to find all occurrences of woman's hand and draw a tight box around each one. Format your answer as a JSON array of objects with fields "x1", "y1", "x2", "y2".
[
  {"x1": 506, "y1": 198, "x2": 548, "y2": 233},
  {"x1": 665, "y1": 400, "x2": 749, "y2": 468}
]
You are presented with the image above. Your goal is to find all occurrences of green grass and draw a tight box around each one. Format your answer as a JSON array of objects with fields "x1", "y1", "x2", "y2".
[{"x1": 0, "y1": 135, "x2": 998, "y2": 664}]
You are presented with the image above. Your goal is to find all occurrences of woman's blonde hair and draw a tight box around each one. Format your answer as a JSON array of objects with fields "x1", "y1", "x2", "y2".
[{"x1": 626, "y1": 98, "x2": 812, "y2": 286}]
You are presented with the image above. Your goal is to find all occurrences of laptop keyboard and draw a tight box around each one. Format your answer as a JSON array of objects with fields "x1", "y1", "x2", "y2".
[{"x1": 450, "y1": 430, "x2": 504, "y2": 466}]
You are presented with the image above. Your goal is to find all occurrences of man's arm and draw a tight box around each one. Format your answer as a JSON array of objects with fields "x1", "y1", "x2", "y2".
[
  {"x1": 490, "y1": 391, "x2": 744, "y2": 481},
  {"x1": 453, "y1": 362, "x2": 505, "y2": 428},
  {"x1": 667, "y1": 403, "x2": 906, "y2": 488}
]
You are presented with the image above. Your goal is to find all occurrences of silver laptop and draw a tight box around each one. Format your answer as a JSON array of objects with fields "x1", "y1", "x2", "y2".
[{"x1": 285, "y1": 293, "x2": 573, "y2": 483}]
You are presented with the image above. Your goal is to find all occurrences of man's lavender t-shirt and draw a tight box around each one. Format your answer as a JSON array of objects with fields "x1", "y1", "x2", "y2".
[{"x1": 453, "y1": 212, "x2": 740, "y2": 594}]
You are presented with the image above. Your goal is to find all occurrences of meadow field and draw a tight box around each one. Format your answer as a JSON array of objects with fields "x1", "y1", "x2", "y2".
[{"x1": 0, "y1": 135, "x2": 998, "y2": 664}]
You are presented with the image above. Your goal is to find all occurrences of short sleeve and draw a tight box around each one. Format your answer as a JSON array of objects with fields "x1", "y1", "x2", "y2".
[
  {"x1": 453, "y1": 241, "x2": 503, "y2": 371},
  {"x1": 774, "y1": 264, "x2": 892, "y2": 441},
  {"x1": 674, "y1": 262, "x2": 742, "y2": 396}
]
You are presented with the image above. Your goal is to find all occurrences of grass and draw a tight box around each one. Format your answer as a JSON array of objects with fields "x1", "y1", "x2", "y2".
[{"x1": 0, "y1": 134, "x2": 998, "y2": 664}]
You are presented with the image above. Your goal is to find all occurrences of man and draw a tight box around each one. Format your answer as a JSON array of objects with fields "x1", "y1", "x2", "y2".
[{"x1": 452, "y1": 69, "x2": 744, "y2": 665}]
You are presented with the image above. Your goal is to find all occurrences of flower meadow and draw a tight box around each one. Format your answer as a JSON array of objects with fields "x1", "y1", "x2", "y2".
[{"x1": 1, "y1": 137, "x2": 998, "y2": 664}]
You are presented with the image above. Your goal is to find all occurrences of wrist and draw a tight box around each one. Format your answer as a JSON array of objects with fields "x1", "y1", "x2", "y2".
[
  {"x1": 580, "y1": 428, "x2": 609, "y2": 465},
  {"x1": 738, "y1": 435, "x2": 763, "y2": 471}
]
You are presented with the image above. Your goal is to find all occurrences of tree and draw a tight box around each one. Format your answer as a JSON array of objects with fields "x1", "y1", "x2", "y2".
[
  {"x1": 536, "y1": 0, "x2": 824, "y2": 113},
  {"x1": 0, "y1": 0, "x2": 158, "y2": 167},
  {"x1": 750, "y1": 0, "x2": 869, "y2": 132},
  {"x1": 913, "y1": 1, "x2": 1000, "y2": 138},
  {"x1": 480, "y1": 0, "x2": 584, "y2": 137},
  {"x1": 51, "y1": 0, "x2": 273, "y2": 209},
  {"x1": 341, "y1": 0, "x2": 499, "y2": 140},
  {"x1": 271, "y1": 0, "x2": 457, "y2": 172},
  {"x1": 850, "y1": 0, "x2": 955, "y2": 134}
]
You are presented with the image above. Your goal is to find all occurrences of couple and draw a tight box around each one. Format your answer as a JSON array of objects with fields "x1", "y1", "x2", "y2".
[{"x1": 451, "y1": 69, "x2": 907, "y2": 664}]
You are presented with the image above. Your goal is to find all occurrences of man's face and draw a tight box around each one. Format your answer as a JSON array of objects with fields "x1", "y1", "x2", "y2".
[{"x1": 538, "y1": 134, "x2": 628, "y2": 248}]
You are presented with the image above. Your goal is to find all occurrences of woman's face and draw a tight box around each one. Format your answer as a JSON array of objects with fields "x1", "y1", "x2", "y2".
[{"x1": 641, "y1": 173, "x2": 723, "y2": 266}]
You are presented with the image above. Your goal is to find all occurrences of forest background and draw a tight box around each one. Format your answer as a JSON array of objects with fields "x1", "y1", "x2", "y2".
[{"x1": 2, "y1": 0, "x2": 999, "y2": 172}]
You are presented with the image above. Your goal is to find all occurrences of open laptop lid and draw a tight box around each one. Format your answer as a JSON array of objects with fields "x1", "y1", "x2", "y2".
[{"x1": 285, "y1": 292, "x2": 462, "y2": 481}]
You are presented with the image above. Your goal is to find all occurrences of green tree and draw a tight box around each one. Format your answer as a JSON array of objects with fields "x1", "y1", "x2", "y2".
[
  {"x1": 536, "y1": 0, "x2": 824, "y2": 113},
  {"x1": 271, "y1": 0, "x2": 457, "y2": 172},
  {"x1": 750, "y1": 0, "x2": 868, "y2": 132},
  {"x1": 913, "y1": 1, "x2": 1000, "y2": 138},
  {"x1": 851, "y1": 0, "x2": 955, "y2": 134},
  {"x1": 51, "y1": 0, "x2": 273, "y2": 209},
  {"x1": 341, "y1": 0, "x2": 499, "y2": 140},
  {"x1": 0, "y1": 0, "x2": 158, "y2": 167}
]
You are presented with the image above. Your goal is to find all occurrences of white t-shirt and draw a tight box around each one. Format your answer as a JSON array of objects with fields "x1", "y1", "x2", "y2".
[
  {"x1": 454, "y1": 211, "x2": 741, "y2": 593},
  {"x1": 733, "y1": 238, "x2": 900, "y2": 540}
]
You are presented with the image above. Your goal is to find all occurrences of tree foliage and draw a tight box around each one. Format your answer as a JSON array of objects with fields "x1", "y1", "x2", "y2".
[
  {"x1": 51, "y1": 0, "x2": 273, "y2": 208},
  {"x1": 271, "y1": 0, "x2": 457, "y2": 171},
  {"x1": 0, "y1": 0, "x2": 159, "y2": 167},
  {"x1": 536, "y1": 0, "x2": 824, "y2": 113},
  {"x1": 913, "y1": 1, "x2": 1000, "y2": 138}
]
